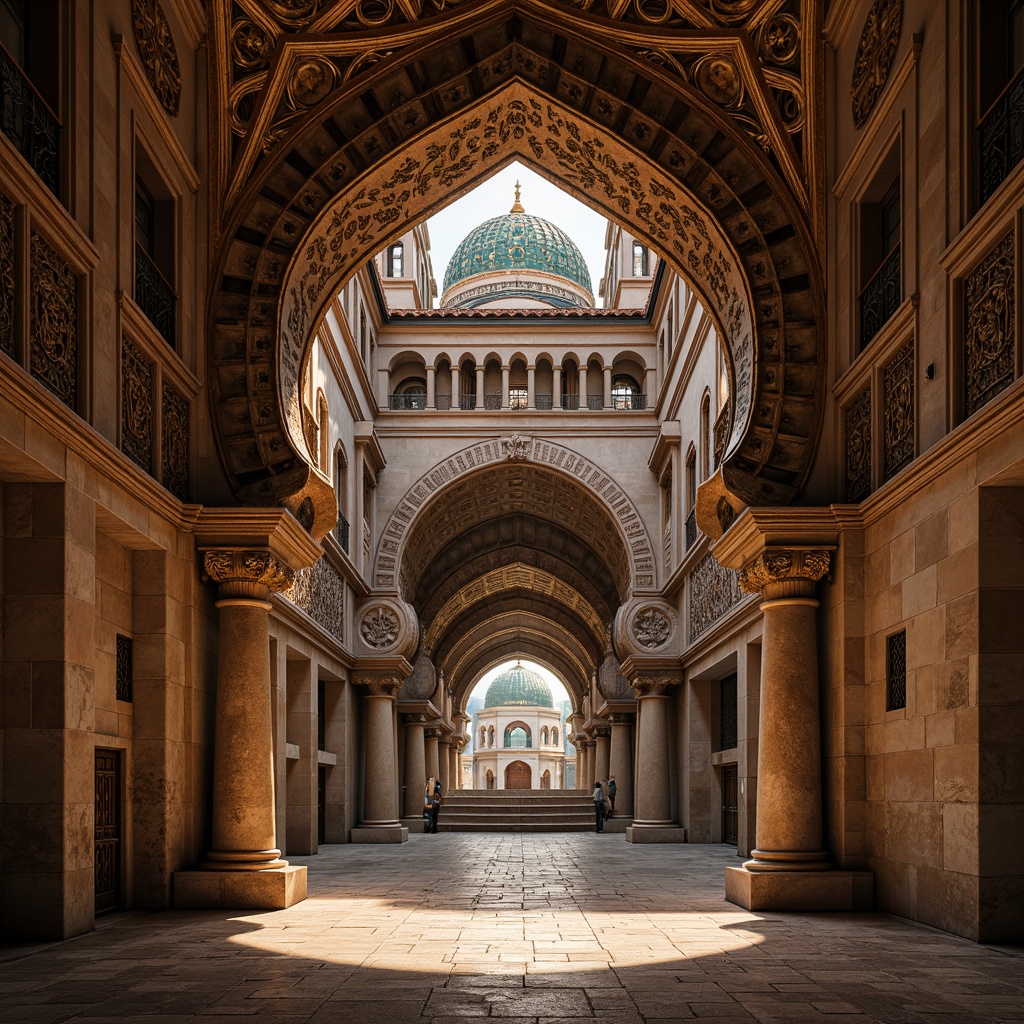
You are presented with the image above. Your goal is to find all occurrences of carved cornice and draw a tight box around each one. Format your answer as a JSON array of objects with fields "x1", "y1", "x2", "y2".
[{"x1": 738, "y1": 547, "x2": 831, "y2": 596}]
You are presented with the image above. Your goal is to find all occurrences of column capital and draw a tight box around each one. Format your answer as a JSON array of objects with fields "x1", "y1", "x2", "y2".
[
  {"x1": 608, "y1": 712, "x2": 636, "y2": 726},
  {"x1": 353, "y1": 666, "x2": 408, "y2": 698},
  {"x1": 402, "y1": 712, "x2": 428, "y2": 726},
  {"x1": 203, "y1": 549, "x2": 294, "y2": 599},
  {"x1": 739, "y1": 548, "x2": 832, "y2": 598},
  {"x1": 424, "y1": 725, "x2": 443, "y2": 739},
  {"x1": 593, "y1": 724, "x2": 611, "y2": 738},
  {"x1": 620, "y1": 656, "x2": 683, "y2": 698}
]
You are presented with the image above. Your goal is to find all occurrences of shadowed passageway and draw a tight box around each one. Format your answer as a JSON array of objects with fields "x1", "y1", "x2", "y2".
[{"x1": 2, "y1": 837, "x2": 1022, "y2": 1023}]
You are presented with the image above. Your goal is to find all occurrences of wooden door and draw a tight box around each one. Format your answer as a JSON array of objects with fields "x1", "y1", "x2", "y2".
[
  {"x1": 504, "y1": 760, "x2": 531, "y2": 789},
  {"x1": 722, "y1": 764, "x2": 738, "y2": 845},
  {"x1": 94, "y1": 749, "x2": 120, "y2": 914}
]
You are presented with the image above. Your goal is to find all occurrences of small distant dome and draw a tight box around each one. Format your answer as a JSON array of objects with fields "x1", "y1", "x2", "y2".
[
  {"x1": 441, "y1": 182, "x2": 593, "y2": 310},
  {"x1": 484, "y1": 663, "x2": 554, "y2": 708}
]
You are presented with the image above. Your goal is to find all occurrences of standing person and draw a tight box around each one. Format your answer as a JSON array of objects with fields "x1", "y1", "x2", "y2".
[
  {"x1": 607, "y1": 777, "x2": 617, "y2": 813},
  {"x1": 429, "y1": 779, "x2": 443, "y2": 834},
  {"x1": 592, "y1": 780, "x2": 607, "y2": 833}
]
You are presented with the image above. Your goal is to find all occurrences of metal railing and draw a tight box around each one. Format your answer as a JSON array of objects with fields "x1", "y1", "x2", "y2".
[
  {"x1": 435, "y1": 394, "x2": 452, "y2": 411},
  {"x1": 483, "y1": 390, "x2": 501, "y2": 410},
  {"x1": 685, "y1": 507, "x2": 697, "y2": 550},
  {"x1": 561, "y1": 394, "x2": 580, "y2": 411},
  {"x1": 587, "y1": 395, "x2": 604, "y2": 411},
  {"x1": 611, "y1": 392, "x2": 647, "y2": 410},
  {"x1": 535, "y1": 394, "x2": 553, "y2": 410},
  {"x1": 979, "y1": 62, "x2": 1024, "y2": 207},
  {"x1": 135, "y1": 243, "x2": 176, "y2": 347},
  {"x1": 388, "y1": 393, "x2": 427, "y2": 410},
  {"x1": 459, "y1": 394, "x2": 476, "y2": 410},
  {"x1": 0, "y1": 43, "x2": 60, "y2": 198},
  {"x1": 858, "y1": 244, "x2": 900, "y2": 350},
  {"x1": 336, "y1": 512, "x2": 349, "y2": 554}
]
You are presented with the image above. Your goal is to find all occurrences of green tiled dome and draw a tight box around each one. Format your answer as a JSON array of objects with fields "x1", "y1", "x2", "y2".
[
  {"x1": 443, "y1": 210, "x2": 592, "y2": 296},
  {"x1": 484, "y1": 664, "x2": 554, "y2": 709}
]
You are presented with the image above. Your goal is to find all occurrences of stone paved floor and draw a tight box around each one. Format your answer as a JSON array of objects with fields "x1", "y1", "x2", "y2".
[{"x1": 2, "y1": 835, "x2": 1022, "y2": 1024}]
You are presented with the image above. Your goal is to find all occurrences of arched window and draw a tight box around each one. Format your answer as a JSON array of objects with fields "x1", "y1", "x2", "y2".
[
  {"x1": 632, "y1": 241, "x2": 649, "y2": 276},
  {"x1": 504, "y1": 723, "x2": 531, "y2": 748},
  {"x1": 316, "y1": 391, "x2": 329, "y2": 474},
  {"x1": 487, "y1": 726, "x2": 495, "y2": 747},
  {"x1": 387, "y1": 241, "x2": 404, "y2": 277},
  {"x1": 541, "y1": 770, "x2": 551, "y2": 790},
  {"x1": 541, "y1": 727, "x2": 549, "y2": 746},
  {"x1": 485, "y1": 770, "x2": 495, "y2": 790},
  {"x1": 700, "y1": 393, "x2": 711, "y2": 481},
  {"x1": 552, "y1": 727, "x2": 559, "y2": 746},
  {"x1": 479, "y1": 726, "x2": 486, "y2": 747},
  {"x1": 611, "y1": 375, "x2": 642, "y2": 411},
  {"x1": 335, "y1": 444, "x2": 349, "y2": 553}
]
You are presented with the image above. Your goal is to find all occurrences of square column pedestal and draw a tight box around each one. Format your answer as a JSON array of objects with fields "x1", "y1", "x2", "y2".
[
  {"x1": 351, "y1": 825, "x2": 409, "y2": 843},
  {"x1": 174, "y1": 865, "x2": 307, "y2": 910},
  {"x1": 725, "y1": 866, "x2": 873, "y2": 912},
  {"x1": 625, "y1": 825, "x2": 687, "y2": 843}
]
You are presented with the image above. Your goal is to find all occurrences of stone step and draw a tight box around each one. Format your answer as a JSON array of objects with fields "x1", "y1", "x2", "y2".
[
  {"x1": 437, "y1": 789, "x2": 602, "y2": 832},
  {"x1": 436, "y1": 821, "x2": 597, "y2": 833}
]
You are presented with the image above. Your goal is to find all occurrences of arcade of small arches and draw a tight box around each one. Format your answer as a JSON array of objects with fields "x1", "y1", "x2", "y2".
[{"x1": 388, "y1": 351, "x2": 650, "y2": 412}]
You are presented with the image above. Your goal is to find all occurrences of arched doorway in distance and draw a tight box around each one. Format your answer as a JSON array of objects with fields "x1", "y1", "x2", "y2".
[
  {"x1": 541, "y1": 770, "x2": 551, "y2": 790},
  {"x1": 505, "y1": 761, "x2": 531, "y2": 789}
]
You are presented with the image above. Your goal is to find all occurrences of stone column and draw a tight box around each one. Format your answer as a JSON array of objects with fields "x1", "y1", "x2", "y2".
[
  {"x1": 594, "y1": 726, "x2": 611, "y2": 785},
  {"x1": 603, "y1": 366, "x2": 613, "y2": 409},
  {"x1": 553, "y1": 365, "x2": 562, "y2": 409},
  {"x1": 438, "y1": 738, "x2": 451, "y2": 790},
  {"x1": 609, "y1": 713, "x2": 635, "y2": 817},
  {"x1": 425, "y1": 727, "x2": 441, "y2": 783},
  {"x1": 175, "y1": 541, "x2": 313, "y2": 909},
  {"x1": 710, "y1": 523, "x2": 871, "y2": 910},
  {"x1": 740, "y1": 549, "x2": 832, "y2": 872},
  {"x1": 578, "y1": 364, "x2": 587, "y2": 407},
  {"x1": 501, "y1": 365, "x2": 510, "y2": 409},
  {"x1": 450, "y1": 365, "x2": 460, "y2": 408},
  {"x1": 449, "y1": 743, "x2": 460, "y2": 791},
  {"x1": 475, "y1": 367, "x2": 485, "y2": 409},
  {"x1": 625, "y1": 670, "x2": 686, "y2": 843},
  {"x1": 527, "y1": 365, "x2": 536, "y2": 409},
  {"x1": 426, "y1": 366, "x2": 435, "y2": 409},
  {"x1": 402, "y1": 714, "x2": 427, "y2": 819},
  {"x1": 352, "y1": 673, "x2": 409, "y2": 843}
]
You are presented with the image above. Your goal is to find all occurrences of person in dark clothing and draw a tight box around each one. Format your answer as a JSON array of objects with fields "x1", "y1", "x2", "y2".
[
  {"x1": 607, "y1": 777, "x2": 617, "y2": 812},
  {"x1": 592, "y1": 781, "x2": 609, "y2": 832},
  {"x1": 428, "y1": 779, "x2": 443, "y2": 833}
]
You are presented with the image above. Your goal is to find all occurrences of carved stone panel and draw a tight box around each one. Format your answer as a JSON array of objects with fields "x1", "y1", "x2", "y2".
[
  {"x1": 883, "y1": 339, "x2": 914, "y2": 480},
  {"x1": 851, "y1": 0, "x2": 902, "y2": 129},
  {"x1": 965, "y1": 232, "x2": 1015, "y2": 418},
  {"x1": 689, "y1": 552, "x2": 742, "y2": 643},
  {"x1": 30, "y1": 230, "x2": 78, "y2": 410},
  {"x1": 121, "y1": 336, "x2": 153, "y2": 472},
  {"x1": 131, "y1": 0, "x2": 182, "y2": 117},
  {"x1": 844, "y1": 385, "x2": 872, "y2": 503},
  {"x1": 0, "y1": 191, "x2": 13, "y2": 357},
  {"x1": 289, "y1": 555, "x2": 345, "y2": 642},
  {"x1": 161, "y1": 381, "x2": 189, "y2": 500}
]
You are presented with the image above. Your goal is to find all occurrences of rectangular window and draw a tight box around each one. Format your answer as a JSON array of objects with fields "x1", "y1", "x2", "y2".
[
  {"x1": 978, "y1": 0, "x2": 1024, "y2": 206},
  {"x1": 134, "y1": 153, "x2": 177, "y2": 348},
  {"x1": 509, "y1": 386, "x2": 528, "y2": 410},
  {"x1": 116, "y1": 633, "x2": 133, "y2": 703},
  {"x1": 886, "y1": 630, "x2": 907, "y2": 711},
  {"x1": 718, "y1": 674, "x2": 738, "y2": 751},
  {"x1": 859, "y1": 173, "x2": 901, "y2": 350},
  {"x1": 317, "y1": 678, "x2": 326, "y2": 751}
]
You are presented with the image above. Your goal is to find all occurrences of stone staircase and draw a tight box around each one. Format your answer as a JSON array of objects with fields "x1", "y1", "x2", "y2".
[{"x1": 438, "y1": 789, "x2": 597, "y2": 832}]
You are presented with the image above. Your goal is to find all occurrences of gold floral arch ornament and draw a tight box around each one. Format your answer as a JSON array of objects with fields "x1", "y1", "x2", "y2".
[
  {"x1": 131, "y1": 0, "x2": 182, "y2": 117},
  {"x1": 851, "y1": 0, "x2": 902, "y2": 129}
]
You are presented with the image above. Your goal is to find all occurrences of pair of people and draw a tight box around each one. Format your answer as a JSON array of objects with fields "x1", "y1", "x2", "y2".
[
  {"x1": 592, "y1": 777, "x2": 616, "y2": 832},
  {"x1": 424, "y1": 778, "x2": 443, "y2": 833}
]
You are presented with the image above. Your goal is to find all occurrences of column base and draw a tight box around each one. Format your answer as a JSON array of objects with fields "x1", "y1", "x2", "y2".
[
  {"x1": 725, "y1": 865, "x2": 874, "y2": 911},
  {"x1": 350, "y1": 824, "x2": 409, "y2": 844},
  {"x1": 400, "y1": 816, "x2": 427, "y2": 833},
  {"x1": 625, "y1": 825, "x2": 687, "y2": 843},
  {"x1": 173, "y1": 865, "x2": 307, "y2": 910}
]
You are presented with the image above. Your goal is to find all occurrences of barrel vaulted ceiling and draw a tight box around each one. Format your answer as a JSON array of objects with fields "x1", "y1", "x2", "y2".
[{"x1": 207, "y1": 0, "x2": 826, "y2": 540}]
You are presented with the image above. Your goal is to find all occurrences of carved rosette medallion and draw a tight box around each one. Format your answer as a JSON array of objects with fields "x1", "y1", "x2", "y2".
[
  {"x1": 851, "y1": 0, "x2": 902, "y2": 129},
  {"x1": 131, "y1": 0, "x2": 182, "y2": 117},
  {"x1": 360, "y1": 606, "x2": 400, "y2": 649},
  {"x1": 502, "y1": 434, "x2": 533, "y2": 461},
  {"x1": 203, "y1": 549, "x2": 294, "y2": 597},
  {"x1": 965, "y1": 233, "x2": 1015, "y2": 418},
  {"x1": 632, "y1": 608, "x2": 671, "y2": 650},
  {"x1": 739, "y1": 548, "x2": 831, "y2": 597}
]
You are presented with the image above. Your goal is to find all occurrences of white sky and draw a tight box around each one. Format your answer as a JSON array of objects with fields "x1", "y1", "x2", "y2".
[
  {"x1": 424, "y1": 161, "x2": 610, "y2": 308},
  {"x1": 466, "y1": 658, "x2": 572, "y2": 712}
]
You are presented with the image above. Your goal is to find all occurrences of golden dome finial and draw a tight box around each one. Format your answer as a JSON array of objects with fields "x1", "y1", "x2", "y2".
[{"x1": 510, "y1": 180, "x2": 525, "y2": 213}]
